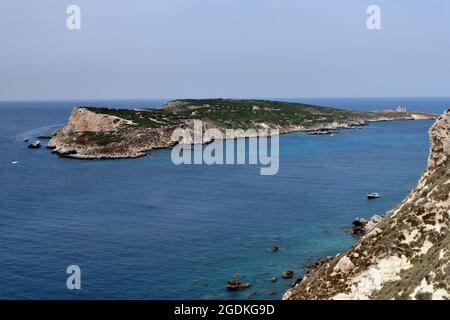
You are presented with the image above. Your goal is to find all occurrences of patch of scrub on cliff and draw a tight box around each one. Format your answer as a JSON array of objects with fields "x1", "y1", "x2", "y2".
[
  {"x1": 332, "y1": 255, "x2": 413, "y2": 300},
  {"x1": 372, "y1": 233, "x2": 450, "y2": 300},
  {"x1": 82, "y1": 131, "x2": 123, "y2": 146},
  {"x1": 409, "y1": 277, "x2": 449, "y2": 300}
]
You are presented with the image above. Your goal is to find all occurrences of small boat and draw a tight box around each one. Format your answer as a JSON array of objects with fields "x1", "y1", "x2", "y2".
[
  {"x1": 306, "y1": 130, "x2": 337, "y2": 136},
  {"x1": 367, "y1": 192, "x2": 381, "y2": 199}
]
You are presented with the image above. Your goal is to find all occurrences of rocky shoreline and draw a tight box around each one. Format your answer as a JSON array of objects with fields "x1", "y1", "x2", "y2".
[{"x1": 280, "y1": 214, "x2": 385, "y2": 299}]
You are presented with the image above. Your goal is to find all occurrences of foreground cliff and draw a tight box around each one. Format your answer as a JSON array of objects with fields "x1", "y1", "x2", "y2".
[
  {"x1": 285, "y1": 110, "x2": 450, "y2": 300},
  {"x1": 48, "y1": 99, "x2": 436, "y2": 159}
]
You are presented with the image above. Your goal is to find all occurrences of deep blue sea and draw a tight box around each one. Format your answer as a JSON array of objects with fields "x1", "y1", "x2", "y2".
[{"x1": 0, "y1": 97, "x2": 448, "y2": 299}]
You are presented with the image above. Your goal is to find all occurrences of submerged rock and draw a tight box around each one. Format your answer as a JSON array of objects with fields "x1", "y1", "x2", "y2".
[
  {"x1": 266, "y1": 290, "x2": 277, "y2": 296},
  {"x1": 37, "y1": 134, "x2": 53, "y2": 139}
]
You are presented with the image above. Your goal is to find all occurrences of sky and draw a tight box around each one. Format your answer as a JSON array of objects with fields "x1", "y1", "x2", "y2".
[{"x1": 0, "y1": 0, "x2": 449, "y2": 100}]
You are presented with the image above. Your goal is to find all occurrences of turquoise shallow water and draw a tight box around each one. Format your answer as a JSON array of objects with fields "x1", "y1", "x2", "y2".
[{"x1": 0, "y1": 98, "x2": 447, "y2": 299}]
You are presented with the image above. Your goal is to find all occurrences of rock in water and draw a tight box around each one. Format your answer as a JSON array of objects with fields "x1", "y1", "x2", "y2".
[
  {"x1": 351, "y1": 218, "x2": 368, "y2": 236},
  {"x1": 282, "y1": 271, "x2": 294, "y2": 279},
  {"x1": 284, "y1": 110, "x2": 450, "y2": 300},
  {"x1": 28, "y1": 141, "x2": 41, "y2": 149},
  {"x1": 226, "y1": 281, "x2": 251, "y2": 290}
]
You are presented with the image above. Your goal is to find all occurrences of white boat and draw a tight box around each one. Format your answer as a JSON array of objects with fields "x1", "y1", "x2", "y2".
[{"x1": 367, "y1": 192, "x2": 381, "y2": 199}]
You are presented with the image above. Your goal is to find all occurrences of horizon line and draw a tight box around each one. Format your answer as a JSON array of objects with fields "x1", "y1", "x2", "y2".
[{"x1": 1, "y1": 96, "x2": 450, "y2": 103}]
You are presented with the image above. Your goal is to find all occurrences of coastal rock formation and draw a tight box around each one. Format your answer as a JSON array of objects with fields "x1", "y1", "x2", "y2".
[
  {"x1": 48, "y1": 99, "x2": 437, "y2": 160},
  {"x1": 284, "y1": 110, "x2": 450, "y2": 300},
  {"x1": 49, "y1": 108, "x2": 222, "y2": 159},
  {"x1": 351, "y1": 215, "x2": 383, "y2": 236},
  {"x1": 28, "y1": 141, "x2": 41, "y2": 149}
]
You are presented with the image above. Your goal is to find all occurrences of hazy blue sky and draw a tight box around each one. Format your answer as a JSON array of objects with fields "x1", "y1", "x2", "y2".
[{"x1": 1, "y1": 0, "x2": 449, "y2": 100}]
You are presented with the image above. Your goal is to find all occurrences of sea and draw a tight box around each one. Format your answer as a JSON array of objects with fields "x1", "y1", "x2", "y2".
[{"x1": 0, "y1": 97, "x2": 448, "y2": 299}]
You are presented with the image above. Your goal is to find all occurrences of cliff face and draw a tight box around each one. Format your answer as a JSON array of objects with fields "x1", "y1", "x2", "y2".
[
  {"x1": 285, "y1": 110, "x2": 450, "y2": 300},
  {"x1": 58, "y1": 108, "x2": 131, "y2": 133}
]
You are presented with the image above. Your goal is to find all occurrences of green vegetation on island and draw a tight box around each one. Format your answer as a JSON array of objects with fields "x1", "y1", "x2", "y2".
[{"x1": 85, "y1": 99, "x2": 421, "y2": 130}]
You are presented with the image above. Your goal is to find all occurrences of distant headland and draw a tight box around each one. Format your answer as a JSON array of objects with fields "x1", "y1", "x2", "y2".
[{"x1": 46, "y1": 99, "x2": 437, "y2": 159}]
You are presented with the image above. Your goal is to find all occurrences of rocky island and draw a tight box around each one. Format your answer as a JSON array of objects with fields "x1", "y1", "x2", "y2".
[
  {"x1": 48, "y1": 99, "x2": 436, "y2": 159},
  {"x1": 284, "y1": 110, "x2": 450, "y2": 300}
]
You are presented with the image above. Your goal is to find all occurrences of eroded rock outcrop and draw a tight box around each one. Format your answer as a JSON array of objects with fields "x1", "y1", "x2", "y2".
[
  {"x1": 48, "y1": 108, "x2": 222, "y2": 159},
  {"x1": 351, "y1": 215, "x2": 383, "y2": 236},
  {"x1": 284, "y1": 110, "x2": 450, "y2": 300}
]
